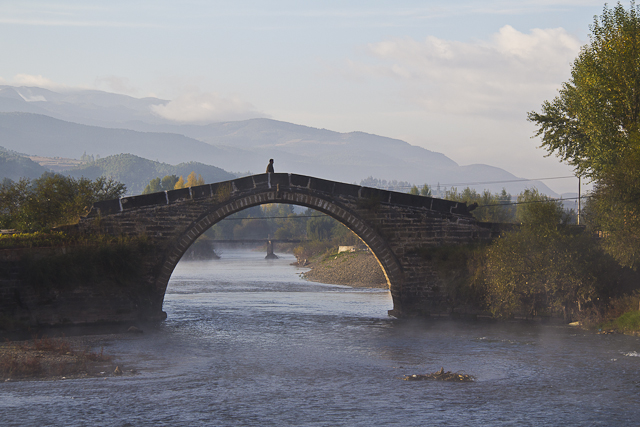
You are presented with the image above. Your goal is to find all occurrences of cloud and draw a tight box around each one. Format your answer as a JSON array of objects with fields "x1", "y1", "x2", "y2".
[
  {"x1": 150, "y1": 89, "x2": 266, "y2": 123},
  {"x1": 11, "y1": 74, "x2": 67, "y2": 90},
  {"x1": 94, "y1": 75, "x2": 139, "y2": 95},
  {"x1": 345, "y1": 25, "x2": 581, "y2": 117}
]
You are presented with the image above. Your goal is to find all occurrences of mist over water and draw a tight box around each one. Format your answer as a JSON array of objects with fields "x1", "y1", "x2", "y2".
[{"x1": 1, "y1": 251, "x2": 639, "y2": 426}]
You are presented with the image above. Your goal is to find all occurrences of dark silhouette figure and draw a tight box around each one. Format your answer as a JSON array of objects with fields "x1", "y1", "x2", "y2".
[{"x1": 266, "y1": 159, "x2": 274, "y2": 173}]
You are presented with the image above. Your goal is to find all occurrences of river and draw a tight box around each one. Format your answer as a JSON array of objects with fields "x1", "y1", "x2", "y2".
[{"x1": 1, "y1": 250, "x2": 639, "y2": 426}]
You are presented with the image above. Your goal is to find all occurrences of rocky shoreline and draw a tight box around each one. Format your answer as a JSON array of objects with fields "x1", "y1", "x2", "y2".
[
  {"x1": 1, "y1": 334, "x2": 132, "y2": 381},
  {"x1": 300, "y1": 250, "x2": 388, "y2": 289}
]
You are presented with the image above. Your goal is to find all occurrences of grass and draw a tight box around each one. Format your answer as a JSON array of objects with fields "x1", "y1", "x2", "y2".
[
  {"x1": 578, "y1": 292, "x2": 640, "y2": 332},
  {"x1": 0, "y1": 336, "x2": 113, "y2": 380},
  {"x1": 602, "y1": 310, "x2": 640, "y2": 333}
]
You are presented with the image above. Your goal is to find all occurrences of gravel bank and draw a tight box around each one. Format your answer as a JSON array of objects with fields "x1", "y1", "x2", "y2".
[
  {"x1": 302, "y1": 250, "x2": 388, "y2": 288},
  {"x1": 1, "y1": 334, "x2": 132, "y2": 381}
]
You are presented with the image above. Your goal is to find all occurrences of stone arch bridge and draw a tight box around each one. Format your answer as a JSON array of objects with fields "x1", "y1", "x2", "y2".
[{"x1": 76, "y1": 173, "x2": 495, "y2": 321}]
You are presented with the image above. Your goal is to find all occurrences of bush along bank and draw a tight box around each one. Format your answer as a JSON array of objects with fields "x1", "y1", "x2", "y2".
[{"x1": 420, "y1": 238, "x2": 640, "y2": 330}]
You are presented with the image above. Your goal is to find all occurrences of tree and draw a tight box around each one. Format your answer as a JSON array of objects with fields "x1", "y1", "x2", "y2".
[
  {"x1": 0, "y1": 173, "x2": 126, "y2": 231},
  {"x1": 161, "y1": 175, "x2": 179, "y2": 191},
  {"x1": 484, "y1": 190, "x2": 598, "y2": 321},
  {"x1": 528, "y1": 2, "x2": 640, "y2": 269},
  {"x1": 444, "y1": 187, "x2": 516, "y2": 223},
  {"x1": 306, "y1": 215, "x2": 335, "y2": 241},
  {"x1": 584, "y1": 150, "x2": 640, "y2": 269},
  {"x1": 408, "y1": 184, "x2": 432, "y2": 197},
  {"x1": 142, "y1": 175, "x2": 180, "y2": 194},
  {"x1": 174, "y1": 176, "x2": 185, "y2": 190},
  {"x1": 515, "y1": 188, "x2": 566, "y2": 229},
  {"x1": 142, "y1": 177, "x2": 162, "y2": 194},
  {"x1": 528, "y1": 2, "x2": 640, "y2": 180},
  {"x1": 185, "y1": 171, "x2": 205, "y2": 187},
  {"x1": 172, "y1": 172, "x2": 204, "y2": 190}
]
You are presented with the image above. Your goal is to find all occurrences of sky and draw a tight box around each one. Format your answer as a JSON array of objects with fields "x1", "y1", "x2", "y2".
[{"x1": 0, "y1": 0, "x2": 611, "y2": 194}]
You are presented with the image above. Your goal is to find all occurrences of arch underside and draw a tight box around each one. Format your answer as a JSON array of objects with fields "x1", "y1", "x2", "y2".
[{"x1": 155, "y1": 189, "x2": 404, "y2": 309}]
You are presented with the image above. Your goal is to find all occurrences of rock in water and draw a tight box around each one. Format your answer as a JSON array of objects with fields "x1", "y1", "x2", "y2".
[{"x1": 402, "y1": 368, "x2": 474, "y2": 382}]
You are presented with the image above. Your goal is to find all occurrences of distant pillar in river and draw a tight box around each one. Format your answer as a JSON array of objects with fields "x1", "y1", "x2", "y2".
[{"x1": 265, "y1": 240, "x2": 278, "y2": 259}]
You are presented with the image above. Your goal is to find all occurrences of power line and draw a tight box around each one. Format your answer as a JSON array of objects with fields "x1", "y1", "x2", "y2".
[
  {"x1": 436, "y1": 175, "x2": 576, "y2": 187},
  {"x1": 364, "y1": 175, "x2": 577, "y2": 190},
  {"x1": 476, "y1": 195, "x2": 591, "y2": 209}
]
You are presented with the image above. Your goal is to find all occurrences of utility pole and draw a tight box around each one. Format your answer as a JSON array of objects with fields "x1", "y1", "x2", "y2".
[{"x1": 577, "y1": 176, "x2": 581, "y2": 225}]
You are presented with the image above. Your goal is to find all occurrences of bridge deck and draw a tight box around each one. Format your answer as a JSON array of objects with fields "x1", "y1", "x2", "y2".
[{"x1": 89, "y1": 173, "x2": 470, "y2": 217}]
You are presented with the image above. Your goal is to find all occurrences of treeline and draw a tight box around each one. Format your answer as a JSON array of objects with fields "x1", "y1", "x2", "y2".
[
  {"x1": 423, "y1": 188, "x2": 634, "y2": 323},
  {"x1": 66, "y1": 153, "x2": 234, "y2": 195},
  {"x1": 0, "y1": 173, "x2": 125, "y2": 232},
  {"x1": 362, "y1": 177, "x2": 560, "y2": 224},
  {"x1": 142, "y1": 172, "x2": 205, "y2": 193}
]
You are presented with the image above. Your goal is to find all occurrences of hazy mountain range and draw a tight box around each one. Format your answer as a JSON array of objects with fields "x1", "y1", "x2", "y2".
[
  {"x1": 0, "y1": 85, "x2": 559, "y2": 196},
  {"x1": 0, "y1": 148, "x2": 234, "y2": 196}
]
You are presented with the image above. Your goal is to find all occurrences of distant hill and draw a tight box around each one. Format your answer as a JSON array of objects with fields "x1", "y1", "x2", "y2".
[
  {"x1": 0, "y1": 147, "x2": 47, "y2": 181},
  {"x1": 0, "y1": 86, "x2": 560, "y2": 196},
  {"x1": 66, "y1": 154, "x2": 236, "y2": 195},
  {"x1": 0, "y1": 112, "x2": 225, "y2": 165}
]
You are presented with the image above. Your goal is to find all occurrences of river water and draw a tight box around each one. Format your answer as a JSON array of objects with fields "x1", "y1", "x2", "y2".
[{"x1": 1, "y1": 250, "x2": 640, "y2": 426}]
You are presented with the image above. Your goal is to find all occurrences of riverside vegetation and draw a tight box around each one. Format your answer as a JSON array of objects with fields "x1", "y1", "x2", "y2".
[{"x1": 422, "y1": 3, "x2": 640, "y2": 332}]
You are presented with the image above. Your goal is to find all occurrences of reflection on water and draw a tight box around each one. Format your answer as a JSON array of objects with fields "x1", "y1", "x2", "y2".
[{"x1": 1, "y1": 250, "x2": 639, "y2": 426}]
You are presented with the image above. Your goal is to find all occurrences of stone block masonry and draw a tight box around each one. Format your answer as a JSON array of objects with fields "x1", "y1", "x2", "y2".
[
  {"x1": 1, "y1": 173, "x2": 497, "y2": 327},
  {"x1": 76, "y1": 173, "x2": 495, "y2": 320}
]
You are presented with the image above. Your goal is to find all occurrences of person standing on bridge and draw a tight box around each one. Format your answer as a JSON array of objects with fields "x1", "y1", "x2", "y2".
[{"x1": 266, "y1": 159, "x2": 274, "y2": 174}]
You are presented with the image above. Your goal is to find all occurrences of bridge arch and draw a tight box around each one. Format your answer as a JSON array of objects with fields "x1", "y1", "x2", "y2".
[
  {"x1": 155, "y1": 187, "x2": 404, "y2": 305},
  {"x1": 83, "y1": 172, "x2": 484, "y2": 319}
]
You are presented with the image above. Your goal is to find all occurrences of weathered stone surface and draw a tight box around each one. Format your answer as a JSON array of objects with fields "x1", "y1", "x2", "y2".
[
  {"x1": 2, "y1": 173, "x2": 496, "y2": 327},
  {"x1": 76, "y1": 173, "x2": 494, "y2": 319}
]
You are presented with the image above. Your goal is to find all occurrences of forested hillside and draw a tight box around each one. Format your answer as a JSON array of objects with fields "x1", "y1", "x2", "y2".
[
  {"x1": 0, "y1": 147, "x2": 47, "y2": 181},
  {"x1": 66, "y1": 154, "x2": 235, "y2": 195}
]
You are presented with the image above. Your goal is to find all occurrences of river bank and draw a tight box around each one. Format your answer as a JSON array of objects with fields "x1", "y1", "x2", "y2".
[
  {"x1": 297, "y1": 248, "x2": 640, "y2": 336},
  {"x1": 300, "y1": 250, "x2": 387, "y2": 288},
  {"x1": 0, "y1": 335, "x2": 130, "y2": 381}
]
